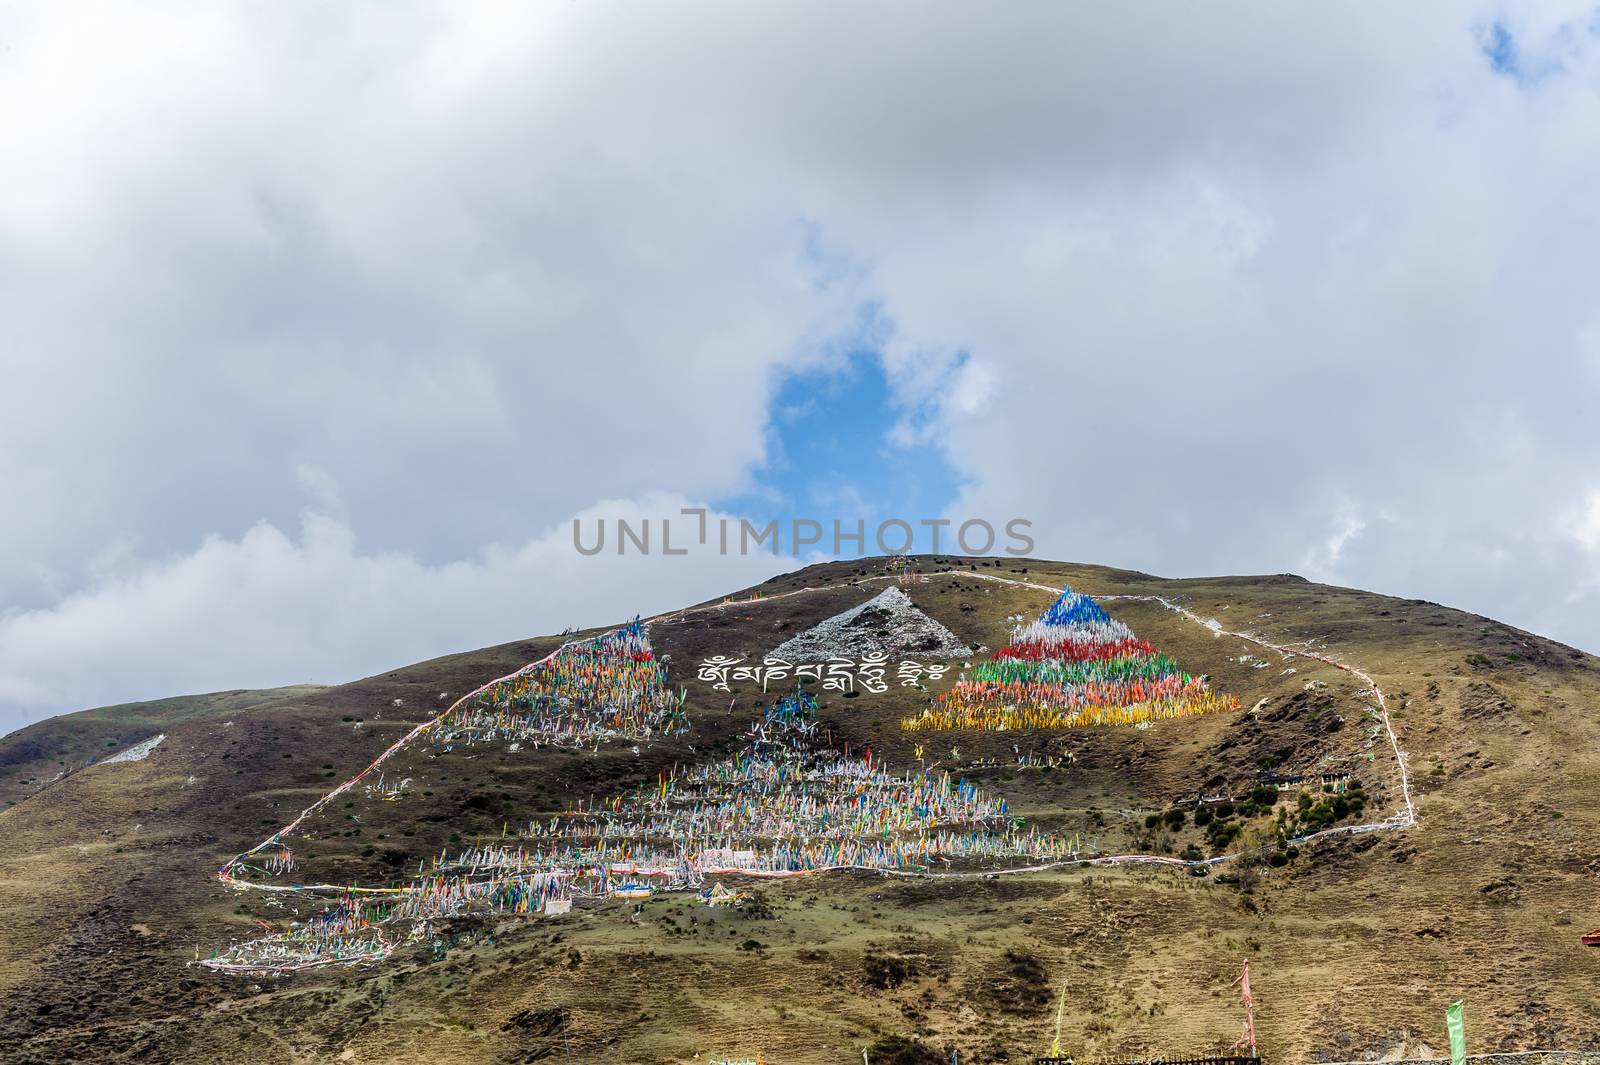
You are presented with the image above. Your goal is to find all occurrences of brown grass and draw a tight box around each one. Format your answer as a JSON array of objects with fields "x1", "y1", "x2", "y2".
[{"x1": 2, "y1": 557, "x2": 1597, "y2": 1063}]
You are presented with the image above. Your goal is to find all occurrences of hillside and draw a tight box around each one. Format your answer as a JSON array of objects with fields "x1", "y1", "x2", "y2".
[
  {"x1": 0, "y1": 685, "x2": 327, "y2": 809},
  {"x1": 1, "y1": 557, "x2": 1597, "y2": 1065}
]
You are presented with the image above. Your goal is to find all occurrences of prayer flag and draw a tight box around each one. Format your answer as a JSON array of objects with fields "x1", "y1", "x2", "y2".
[{"x1": 1446, "y1": 1001, "x2": 1466, "y2": 1065}]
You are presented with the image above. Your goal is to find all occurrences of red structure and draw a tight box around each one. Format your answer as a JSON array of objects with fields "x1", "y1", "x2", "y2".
[{"x1": 1581, "y1": 929, "x2": 1600, "y2": 947}]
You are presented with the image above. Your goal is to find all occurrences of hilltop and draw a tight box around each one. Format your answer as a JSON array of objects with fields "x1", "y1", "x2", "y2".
[
  {"x1": 0, "y1": 685, "x2": 327, "y2": 809},
  {"x1": 1, "y1": 557, "x2": 1596, "y2": 1064}
]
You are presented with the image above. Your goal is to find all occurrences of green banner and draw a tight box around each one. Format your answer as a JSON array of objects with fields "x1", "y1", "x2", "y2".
[{"x1": 1446, "y1": 1000, "x2": 1466, "y2": 1065}]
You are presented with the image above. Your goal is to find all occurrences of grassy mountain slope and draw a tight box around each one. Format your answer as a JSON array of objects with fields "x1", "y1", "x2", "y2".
[
  {"x1": 0, "y1": 685, "x2": 327, "y2": 809},
  {"x1": 0, "y1": 557, "x2": 1596, "y2": 1064}
]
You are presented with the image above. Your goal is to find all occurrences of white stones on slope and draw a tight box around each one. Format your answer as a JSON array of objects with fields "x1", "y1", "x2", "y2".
[
  {"x1": 768, "y1": 587, "x2": 971, "y2": 661},
  {"x1": 102, "y1": 733, "x2": 165, "y2": 764}
]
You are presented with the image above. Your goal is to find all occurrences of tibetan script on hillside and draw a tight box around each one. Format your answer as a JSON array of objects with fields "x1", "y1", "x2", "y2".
[{"x1": 696, "y1": 653, "x2": 954, "y2": 694}]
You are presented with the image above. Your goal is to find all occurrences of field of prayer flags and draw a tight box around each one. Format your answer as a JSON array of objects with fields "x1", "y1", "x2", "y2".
[
  {"x1": 200, "y1": 893, "x2": 398, "y2": 973},
  {"x1": 439, "y1": 689, "x2": 1078, "y2": 894},
  {"x1": 208, "y1": 689, "x2": 1080, "y2": 973},
  {"x1": 204, "y1": 589, "x2": 1228, "y2": 975},
  {"x1": 436, "y1": 619, "x2": 687, "y2": 749},
  {"x1": 901, "y1": 585, "x2": 1237, "y2": 731}
]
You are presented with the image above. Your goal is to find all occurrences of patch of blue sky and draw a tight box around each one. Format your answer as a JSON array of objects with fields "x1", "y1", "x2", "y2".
[
  {"x1": 1475, "y1": 14, "x2": 1597, "y2": 88},
  {"x1": 715, "y1": 327, "x2": 968, "y2": 560},
  {"x1": 1480, "y1": 20, "x2": 1519, "y2": 78}
]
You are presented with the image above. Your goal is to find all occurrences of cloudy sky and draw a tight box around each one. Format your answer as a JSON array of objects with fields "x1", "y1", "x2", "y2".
[{"x1": 4, "y1": 2, "x2": 1600, "y2": 731}]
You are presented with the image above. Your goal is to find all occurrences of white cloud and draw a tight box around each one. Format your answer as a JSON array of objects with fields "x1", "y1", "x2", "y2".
[
  {"x1": 0, "y1": 496, "x2": 783, "y2": 725},
  {"x1": 0, "y1": 1, "x2": 865, "y2": 609},
  {"x1": 1301, "y1": 504, "x2": 1369, "y2": 584},
  {"x1": 1571, "y1": 491, "x2": 1600, "y2": 556}
]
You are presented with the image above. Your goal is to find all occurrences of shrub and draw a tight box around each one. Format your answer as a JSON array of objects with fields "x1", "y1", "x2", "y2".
[
  {"x1": 1163, "y1": 809, "x2": 1186, "y2": 830},
  {"x1": 1194, "y1": 808, "x2": 1213, "y2": 828},
  {"x1": 1250, "y1": 784, "x2": 1279, "y2": 806},
  {"x1": 863, "y1": 954, "x2": 915, "y2": 989},
  {"x1": 1209, "y1": 822, "x2": 1242, "y2": 851},
  {"x1": 1300, "y1": 802, "x2": 1336, "y2": 831}
]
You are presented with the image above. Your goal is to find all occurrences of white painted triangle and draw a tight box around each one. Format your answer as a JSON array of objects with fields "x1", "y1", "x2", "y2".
[{"x1": 769, "y1": 586, "x2": 971, "y2": 660}]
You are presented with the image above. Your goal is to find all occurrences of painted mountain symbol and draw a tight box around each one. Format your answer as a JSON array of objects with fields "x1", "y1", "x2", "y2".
[{"x1": 769, "y1": 586, "x2": 971, "y2": 660}]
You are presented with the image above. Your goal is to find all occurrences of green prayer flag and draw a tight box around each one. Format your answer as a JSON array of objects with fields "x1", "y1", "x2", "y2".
[{"x1": 1446, "y1": 1000, "x2": 1466, "y2": 1065}]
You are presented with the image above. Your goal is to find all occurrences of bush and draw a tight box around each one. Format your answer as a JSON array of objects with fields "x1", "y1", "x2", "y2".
[
  {"x1": 1250, "y1": 784, "x2": 1280, "y2": 806},
  {"x1": 863, "y1": 954, "x2": 915, "y2": 989},
  {"x1": 1193, "y1": 808, "x2": 1213, "y2": 828},
  {"x1": 1145, "y1": 813, "x2": 1161, "y2": 829},
  {"x1": 1209, "y1": 822, "x2": 1242, "y2": 851},
  {"x1": 1300, "y1": 802, "x2": 1337, "y2": 831},
  {"x1": 1163, "y1": 808, "x2": 1186, "y2": 829},
  {"x1": 1267, "y1": 850, "x2": 1289, "y2": 867}
]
